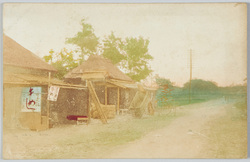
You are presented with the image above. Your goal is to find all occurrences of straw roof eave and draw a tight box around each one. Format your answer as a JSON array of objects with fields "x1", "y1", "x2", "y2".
[
  {"x1": 3, "y1": 34, "x2": 57, "y2": 72},
  {"x1": 4, "y1": 63, "x2": 57, "y2": 72},
  {"x1": 64, "y1": 55, "x2": 134, "y2": 83}
]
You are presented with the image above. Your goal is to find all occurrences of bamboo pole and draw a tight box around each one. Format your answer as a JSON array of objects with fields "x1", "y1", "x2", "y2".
[
  {"x1": 87, "y1": 80, "x2": 107, "y2": 124},
  {"x1": 46, "y1": 72, "x2": 51, "y2": 129},
  {"x1": 105, "y1": 85, "x2": 108, "y2": 105},
  {"x1": 117, "y1": 87, "x2": 120, "y2": 115},
  {"x1": 3, "y1": 87, "x2": 5, "y2": 118},
  {"x1": 88, "y1": 87, "x2": 91, "y2": 123},
  {"x1": 189, "y1": 49, "x2": 192, "y2": 103}
]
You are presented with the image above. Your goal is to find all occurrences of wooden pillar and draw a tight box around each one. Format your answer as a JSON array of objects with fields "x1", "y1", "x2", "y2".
[
  {"x1": 47, "y1": 72, "x2": 51, "y2": 129},
  {"x1": 117, "y1": 87, "x2": 120, "y2": 115},
  {"x1": 105, "y1": 85, "x2": 108, "y2": 105},
  {"x1": 88, "y1": 88, "x2": 91, "y2": 123},
  {"x1": 3, "y1": 87, "x2": 5, "y2": 118}
]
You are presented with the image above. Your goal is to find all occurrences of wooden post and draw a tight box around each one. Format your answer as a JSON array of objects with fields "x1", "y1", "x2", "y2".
[
  {"x1": 88, "y1": 87, "x2": 91, "y2": 122},
  {"x1": 105, "y1": 85, "x2": 107, "y2": 105},
  {"x1": 47, "y1": 72, "x2": 51, "y2": 129},
  {"x1": 189, "y1": 49, "x2": 192, "y2": 103},
  {"x1": 117, "y1": 87, "x2": 120, "y2": 115},
  {"x1": 87, "y1": 80, "x2": 107, "y2": 124},
  {"x1": 3, "y1": 87, "x2": 5, "y2": 118}
]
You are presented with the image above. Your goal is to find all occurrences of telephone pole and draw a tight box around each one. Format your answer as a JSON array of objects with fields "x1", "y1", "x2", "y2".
[{"x1": 189, "y1": 49, "x2": 192, "y2": 103}]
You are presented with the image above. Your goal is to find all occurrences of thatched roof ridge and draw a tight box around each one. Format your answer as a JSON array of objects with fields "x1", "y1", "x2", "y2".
[
  {"x1": 3, "y1": 34, "x2": 56, "y2": 72},
  {"x1": 65, "y1": 55, "x2": 133, "y2": 82}
]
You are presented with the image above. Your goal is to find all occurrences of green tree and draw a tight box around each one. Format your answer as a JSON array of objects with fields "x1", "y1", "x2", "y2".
[
  {"x1": 66, "y1": 20, "x2": 153, "y2": 82},
  {"x1": 102, "y1": 31, "x2": 126, "y2": 65},
  {"x1": 183, "y1": 79, "x2": 218, "y2": 93},
  {"x1": 102, "y1": 34, "x2": 153, "y2": 82},
  {"x1": 124, "y1": 37, "x2": 153, "y2": 82},
  {"x1": 43, "y1": 48, "x2": 79, "y2": 79},
  {"x1": 156, "y1": 78, "x2": 174, "y2": 107},
  {"x1": 43, "y1": 49, "x2": 54, "y2": 63},
  {"x1": 66, "y1": 19, "x2": 99, "y2": 62}
]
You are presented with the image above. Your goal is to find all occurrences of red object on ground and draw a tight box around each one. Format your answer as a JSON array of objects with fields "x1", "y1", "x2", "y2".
[{"x1": 67, "y1": 115, "x2": 88, "y2": 121}]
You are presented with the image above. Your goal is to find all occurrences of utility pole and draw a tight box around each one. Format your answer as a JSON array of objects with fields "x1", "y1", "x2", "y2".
[{"x1": 189, "y1": 49, "x2": 192, "y2": 103}]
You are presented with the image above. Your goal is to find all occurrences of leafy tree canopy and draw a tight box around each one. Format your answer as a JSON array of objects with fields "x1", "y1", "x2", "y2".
[
  {"x1": 156, "y1": 78, "x2": 174, "y2": 88},
  {"x1": 43, "y1": 48, "x2": 79, "y2": 79},
  {"x1": 155, "y1": 78, "x2": 174, "y2": 107},
  {"x1": 102, "y1": 31, "x2": 126, "y2": 65},
  {"x1": 183, "y1": 79, "x2": 218, "y2": 92},
  {"x1": 63, "y1": 19, "x2": 153, "y2": 82},
  {"x1": 66, "y1": 19, "x2": 99, "y2": 61},
  {"x1": 102, "y1": 33, "x2": 154, "y2": 82},
  {"x1": 125, "y1": 37, "x2": 153, "y2": 82}
]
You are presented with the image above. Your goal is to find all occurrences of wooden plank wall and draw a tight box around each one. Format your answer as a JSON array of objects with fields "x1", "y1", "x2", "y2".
[{"x1": 3, "y1": 87, "x2": 22, "y2": 129}]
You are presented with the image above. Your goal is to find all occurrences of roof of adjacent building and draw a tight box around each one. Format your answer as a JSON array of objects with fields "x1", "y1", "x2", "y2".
[
  {"x1": 3, "y1": 72, "x2": 87, "y2": 89},
  {"x1": 64, "y1": 55, "x2": 134, "y2": 83},
  {"x1": 3, "y1": 34, "x2": 57, "y2": 72}
]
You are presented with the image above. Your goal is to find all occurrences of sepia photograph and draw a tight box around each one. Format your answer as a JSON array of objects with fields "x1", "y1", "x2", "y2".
[{"x1": 2, "y1": 3, "x2": 247, "y2": 159}]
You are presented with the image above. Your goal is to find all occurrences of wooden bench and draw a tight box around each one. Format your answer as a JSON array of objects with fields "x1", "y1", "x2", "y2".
[
  {"x1": 77, "y1": 117, "x2": 89, "y2": 125},
  {"x1": 119, "y1": 109, "x2": 129, "y2": 115},
  {"x1": 67, "y1": 115, "x2": 89, "y2": 125}
]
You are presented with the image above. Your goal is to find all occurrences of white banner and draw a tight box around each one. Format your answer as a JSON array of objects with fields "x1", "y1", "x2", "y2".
[{"x1": 48, "y1": 86, "x2": 60, "y2": 101}]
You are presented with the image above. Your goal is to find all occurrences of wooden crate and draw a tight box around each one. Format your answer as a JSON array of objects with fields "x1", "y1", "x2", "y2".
[
  {"x1": 102, "y1": 105, "x2": 116, "y2": 119},
  {"x1": 91, "y1": 104, "x2": 116, "y2": 119}
]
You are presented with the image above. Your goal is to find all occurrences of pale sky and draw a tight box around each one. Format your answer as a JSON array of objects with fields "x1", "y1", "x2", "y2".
[{"x1": 3, "y1": 3, "x2": 247, "y2": 86}]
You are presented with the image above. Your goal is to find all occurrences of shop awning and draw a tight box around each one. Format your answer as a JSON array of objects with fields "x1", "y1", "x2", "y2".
[{"x1": 3, "y1": 73, "x2": 87, "y2": 89}]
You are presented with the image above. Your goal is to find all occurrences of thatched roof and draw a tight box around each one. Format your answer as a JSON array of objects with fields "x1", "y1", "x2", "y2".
[
  {"x1": 64, "y1": 55, "x2": 133, "y2": 82},
  {"x1": 3, "y1": 34, "x2": 56, "y2": 72},
  {"x1": 4, "y1": 72, "x2": 87, "y2": 89}
]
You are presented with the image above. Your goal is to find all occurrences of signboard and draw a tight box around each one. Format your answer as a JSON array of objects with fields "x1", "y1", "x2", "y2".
[
  {"x1": 21, "y1": 87, "x2": 42, "y2": 112},
  {"x1": 47, "y1": 86, "x2": 60, "y2": 101}
]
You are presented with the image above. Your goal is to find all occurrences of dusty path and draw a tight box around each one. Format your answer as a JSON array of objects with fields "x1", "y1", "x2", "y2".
[
  {"x1": 3, "y1": 99, "x2": 239, "y2": 159},
  {"x1": 102, "y1": 99, "x2": 231, "y2": 158}
]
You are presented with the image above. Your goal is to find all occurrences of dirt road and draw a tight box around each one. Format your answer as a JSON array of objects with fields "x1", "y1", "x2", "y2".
[
  {"x1": 102, "y1": 99, "x2": 231, "y2": 158},
  {"x1": 3, "y1": 98, "x2": 246, "y2": 159}
]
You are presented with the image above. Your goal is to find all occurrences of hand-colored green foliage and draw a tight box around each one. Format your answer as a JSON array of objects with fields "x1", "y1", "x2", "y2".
[
  {"x1": 43, "y1": 48, "x2": 79, "y2": 79},
  {"x1": 125, "y1": 37, "x2": 153, "y2": 82},
  {"x1": 102, "y1": 31, "x2": 126, "y2": 65},
  {"x1": 169, "y1": 79, "x2": 219, "y2": 106},
  {"x1": 156, "y1": 78, "x2": 247, "y2": 107},
  {"x1": 101, "y1": 33, "x2": 154, "y2": 82},
  {"x1": 65, "y1": 19, "x2": 99, "y2": 62},
  {"x1": 156, "y1": 78, "x2": 174, "y2": 107},
  {"x1": 65, "y1": 19, "x2": 153, "y2": 82},
  {"x1": 183, "y1": 79, "x2": 218, "y2": 93},
  {"x1": 43, "y1": 49, "x2": 54, "y2": 63}
]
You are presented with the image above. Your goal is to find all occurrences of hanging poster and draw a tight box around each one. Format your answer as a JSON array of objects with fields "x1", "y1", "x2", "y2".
[
  {"x1": 47, "y1": 86, "x2": 60, "y2": 101},
  {"x1": 21, "y1": 87, "x2": 42, "y2": 112}
]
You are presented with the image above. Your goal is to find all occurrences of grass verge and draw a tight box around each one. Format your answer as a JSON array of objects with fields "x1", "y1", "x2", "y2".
[
  {"x1": 203, "y1": 100, "x2": 247, "y2": 158},
  {"x1": 35, "y1": 110, "x2": 184, "y2": 159}
]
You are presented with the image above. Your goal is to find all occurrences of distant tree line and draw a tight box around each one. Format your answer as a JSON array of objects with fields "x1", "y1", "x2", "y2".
[{"x1": 156, "y1": 78, "x2": 247, "y2": 108}]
